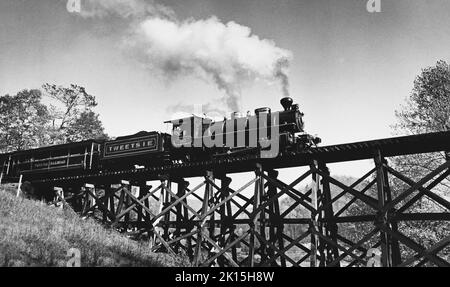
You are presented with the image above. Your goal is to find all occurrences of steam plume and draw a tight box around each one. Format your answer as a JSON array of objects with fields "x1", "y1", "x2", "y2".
[{"x1": 77, "y1": 0, "x2": 292, "y2": 111}]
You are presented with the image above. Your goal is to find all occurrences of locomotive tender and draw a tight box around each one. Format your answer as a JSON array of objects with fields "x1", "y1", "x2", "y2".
[{"x1": 0, "y1": 97, "x2": 320, "y2": 181}]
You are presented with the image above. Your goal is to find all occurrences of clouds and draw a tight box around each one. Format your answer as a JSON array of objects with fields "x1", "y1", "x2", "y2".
[
  {"x1": 77, "y1": 0, "x2": 292, "y2": 112},
  {"x1": 127, "y1": 17, "x2": 292, "y2": 111}
]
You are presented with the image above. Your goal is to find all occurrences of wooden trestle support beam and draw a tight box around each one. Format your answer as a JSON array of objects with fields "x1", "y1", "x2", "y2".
[{"x1": 55, "y1": 149, "x2": 450, "y2": 267}]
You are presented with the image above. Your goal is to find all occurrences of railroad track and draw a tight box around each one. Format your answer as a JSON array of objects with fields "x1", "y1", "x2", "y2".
[{"x1": 27, "y1": 131, "x2": 449, "y2": 184}]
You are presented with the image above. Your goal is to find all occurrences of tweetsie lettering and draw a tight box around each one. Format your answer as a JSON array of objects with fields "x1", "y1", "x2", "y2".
[{"x1": 104, "y1": 136, "x2": 158, "y2": 157}]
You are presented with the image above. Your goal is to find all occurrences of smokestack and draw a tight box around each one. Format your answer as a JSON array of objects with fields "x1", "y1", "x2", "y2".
[{"x1": 280, "y1": 97, "x2": 293, "y2": 111}]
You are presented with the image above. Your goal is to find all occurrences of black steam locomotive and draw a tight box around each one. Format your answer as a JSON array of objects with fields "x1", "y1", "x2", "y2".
[{"x1": 0, "y1": 97, "x2": 320, "y2": 180}]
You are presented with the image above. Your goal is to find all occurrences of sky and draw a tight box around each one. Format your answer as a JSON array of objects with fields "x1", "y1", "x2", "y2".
[{"x1": 1, "y1": 0, "x2": 449, "y2": 177}]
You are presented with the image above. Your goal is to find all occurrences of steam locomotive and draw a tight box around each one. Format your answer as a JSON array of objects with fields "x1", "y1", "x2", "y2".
[{"x1": 0, "y1": 97, "x2": 320, "y2": 181}]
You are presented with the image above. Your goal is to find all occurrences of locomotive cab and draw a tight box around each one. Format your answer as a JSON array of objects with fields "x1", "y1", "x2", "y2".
[{"x1": 165, "y1": 115, "x2": 212, "y2": 148}]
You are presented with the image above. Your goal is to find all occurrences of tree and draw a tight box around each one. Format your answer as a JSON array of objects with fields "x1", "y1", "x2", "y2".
[
  {"x1": 280, "y1": 195, "x2": 309, "y2": 241},
  {"x1": 393, "y1": 60, "x2": 450, "y2": 190},
  {"x1": 395, "y1": 60, "x2": 450, "y2": 134},
  {"x1": 0, "y1": 90, "x2": 50, "y2": 152},
  {"x1": 0, "y1": 84, "x2": 108, "y2": 152},
  {"x1": 42, "y1": 83, "x2": 107, "y2": 144},
  {"x1": 65, "y1": 111, "x2": 108, "y2": 142},
  {"x1": 390, "y1": 60, "x2": 450, "y2": 263}
]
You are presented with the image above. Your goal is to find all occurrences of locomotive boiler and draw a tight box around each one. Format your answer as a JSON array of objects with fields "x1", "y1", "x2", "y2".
[{"x1": 166, "y1": 97, "x2": 320, "y2": 159}]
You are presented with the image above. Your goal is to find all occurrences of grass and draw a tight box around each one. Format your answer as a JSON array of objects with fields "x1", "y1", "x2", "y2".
[{"x1": 0, "y1": 185, "x2": 190, "y2": 267}]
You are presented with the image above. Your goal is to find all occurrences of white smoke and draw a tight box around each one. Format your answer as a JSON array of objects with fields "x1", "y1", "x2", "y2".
[{"x1": 77, "y1": 0, "x2": 292, "y2": 111}]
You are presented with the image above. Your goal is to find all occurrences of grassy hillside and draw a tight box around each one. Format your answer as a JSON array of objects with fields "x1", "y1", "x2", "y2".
[{"x1": 0, "y1": 185, "x2": 190, "y2": 267}]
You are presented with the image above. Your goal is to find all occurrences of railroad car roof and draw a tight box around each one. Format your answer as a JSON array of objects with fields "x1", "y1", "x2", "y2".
[
  {"x1": 164, "y1": 114, "x2": 213, "y2": 124},
  {"x1": 10, "y1": 139, "x2": 104, "y2": 155}
]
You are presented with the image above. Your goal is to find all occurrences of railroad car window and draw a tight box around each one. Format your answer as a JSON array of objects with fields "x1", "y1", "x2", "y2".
[{"x1": 173, "y1": 126, "x2": 182, "y2": 138}]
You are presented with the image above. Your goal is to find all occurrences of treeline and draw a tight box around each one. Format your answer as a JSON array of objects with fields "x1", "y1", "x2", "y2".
[{"x1": 0, "y1": 84, "x2": 108, "y2": 153}]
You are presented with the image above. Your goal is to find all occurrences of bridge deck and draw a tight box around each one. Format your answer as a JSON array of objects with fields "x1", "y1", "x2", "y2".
[{"x1": 287, "y1": 130, "x2": 450, "y2": 164}]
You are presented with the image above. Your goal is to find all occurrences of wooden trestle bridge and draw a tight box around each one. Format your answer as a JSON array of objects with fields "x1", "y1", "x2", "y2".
[{"x1": 14, "y1": 132, "x2": 450, "y2": 267}]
